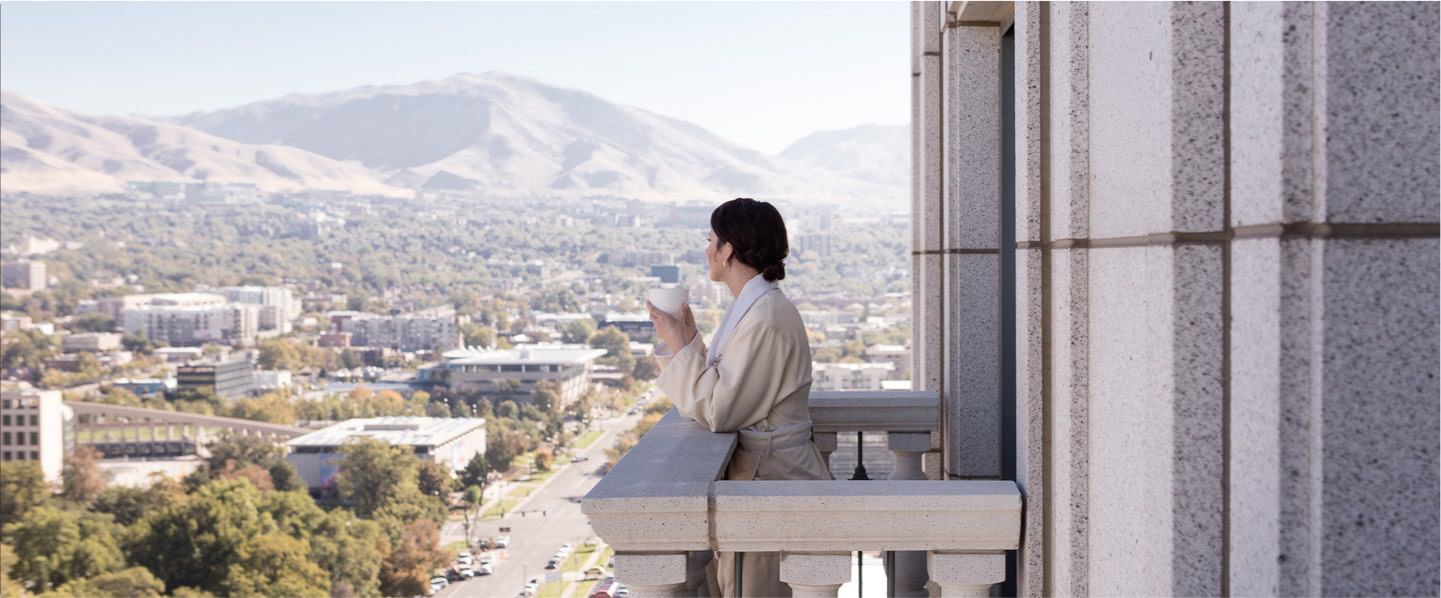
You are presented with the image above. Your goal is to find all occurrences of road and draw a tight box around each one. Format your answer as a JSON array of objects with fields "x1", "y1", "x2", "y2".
[{"x1": 437, "y1": 408, "x2": 643, "y2": 598}]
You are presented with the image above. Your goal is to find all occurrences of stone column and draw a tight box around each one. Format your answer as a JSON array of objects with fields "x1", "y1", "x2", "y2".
[
  {"x1": 613, "y1": 553, "x2": 686, "y2": 598},
  {"x1": 927, "y1": 552, "x2": 1005, "y2": 597},
  {"x1": 779, "y1": 552, "x2": 851, "y2": 598}
]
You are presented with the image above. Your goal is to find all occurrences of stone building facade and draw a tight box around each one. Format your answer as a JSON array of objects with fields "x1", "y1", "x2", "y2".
[{"x1": 913, "y1": 2, "x2": 1438, "y2": 596}]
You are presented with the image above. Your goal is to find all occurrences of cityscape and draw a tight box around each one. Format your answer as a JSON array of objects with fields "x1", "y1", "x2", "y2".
[{"x1": 3, "y1": 2, "x2": 1439, "y2": 598}]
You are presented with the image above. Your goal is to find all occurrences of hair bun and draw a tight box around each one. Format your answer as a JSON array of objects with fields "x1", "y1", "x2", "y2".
[{"x1": 762, "y1": 261, "x2": 786, "y2": 282}]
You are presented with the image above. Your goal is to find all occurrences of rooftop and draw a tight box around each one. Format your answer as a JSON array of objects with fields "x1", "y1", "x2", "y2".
[
  {"x1": 286, "y1": 416, "x2": 485, "y2": 448},
  {"x1": 442, "y1": 343, "x2": 607, "y2": 366}
]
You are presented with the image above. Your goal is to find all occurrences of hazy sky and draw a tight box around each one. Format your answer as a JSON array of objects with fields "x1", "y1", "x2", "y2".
[{"x1": 0, "y1": 1, "x2": 909, "y2": 154}]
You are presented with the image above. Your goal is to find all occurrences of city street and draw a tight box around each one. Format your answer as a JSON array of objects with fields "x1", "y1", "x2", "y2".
[{"x1": 437, "y1": 408, "x2": 643, "y2": 598}]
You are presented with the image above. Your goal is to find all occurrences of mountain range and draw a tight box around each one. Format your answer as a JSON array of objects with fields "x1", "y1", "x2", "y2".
[{"x1": 1, "y1": 72, "x2": 907, "y2": 205}]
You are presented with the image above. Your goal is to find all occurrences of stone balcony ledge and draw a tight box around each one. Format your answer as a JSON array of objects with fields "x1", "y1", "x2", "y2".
[{"x1": 583, "y1": 391, "x2": 1022, "y2": 596}]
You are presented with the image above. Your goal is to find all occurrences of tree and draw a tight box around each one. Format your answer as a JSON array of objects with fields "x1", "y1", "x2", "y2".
[
  {"x1": 417, "y1": 459, "x2": 453, "y2": 500},
  {"x1": 589, "y1": 325, "x2": 635, "y2": 371},
  {"x1": 308, "y1": 512, "x2": 387, "y2": 598},
  {"x1": 202, "y1": 432, "x2": 287, "y2": 480},
  {"x1": 533, "y1": 446, "x2": 554, "y2": 472},
  {"x1": 339, "y1": 348, "x2": 363, "y2": 369},
  {"x1": 3, "y1": 506, "x2": 124, "y2": 592},
  {"x1": 0, "y1": 461, "x2": 48, "y2": 523},
  {"x1": 531, "y1": 381, "x2": 560, "y2": 414},
  {"x1": 486, "y1": 428, "x2": 525, "y2": 473},
  {"x1": 92, "y1": 480, "x2": 182, "y2": 527},
  {"x1": 257, "y1": 338, "x2": 301, "y2": 371},
  {"x1": 222, "y1": 532, "x2": 328, "y2": 598},
  {"x1": 0, "y1": 543, "x2": 22, "y2": 598},
  {"x1": 460, "y1": 485, "x2": 484, "y2": 549},
  {"x1": 335, "y1": 438, "x2": 419, "y2": 518},
  {"x1": 632, "y1": 355, "x2": 661, "y2": 381},
  {"x1": 560, "y1": 319, "x2": 596, "y2": 344},
  {"x1": 378, "y1": 520, "x2": 448, "y2": 597},
  {"x1": 121, "y1": 334, "x2": 155, "y2": 355},
  {"x1": 49, "y1": 567, "x2": 165, "y2": 598},
  {"x1": 495, "y1": 399, "x2": 519, "y2": 419},
  {"x1": 71, "y1": 312, "x2": 116, "y2": 333},
  {"x1": 60, "y1": 446, "x2": 106, "y2": 504},
  {"x1": 461, "y1": 324, "x2": 496, "y2": 349},
  {"x1": 459, "y1": 452, "x2": 489, "y2": 491}
]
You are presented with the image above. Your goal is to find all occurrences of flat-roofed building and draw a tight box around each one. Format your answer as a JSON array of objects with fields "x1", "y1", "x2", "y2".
[
  {"x1": 429, "y1": 344, "x2": 606, "y2": 405},
  {"x1": 285, "y1": 417, "x2": 485, "y2": 492},
  {"x1": 177, "y1": 357, "x2": 255, "y2": 399},
  {"x1": 63, "y1": 332, "x2": 124, "y2": 353},
  {"x1": 0, "y1": 260, "x2": 46, "y2": 291},
  {"x1": 120, "y1": 293, "x2": 260, "y2": 347},
  {"x1": 0, "y1": 383, "x2": 73, "y2": 481},
  {"x1": 344, "y1": 306, "x2": 460, "y2": 353}
]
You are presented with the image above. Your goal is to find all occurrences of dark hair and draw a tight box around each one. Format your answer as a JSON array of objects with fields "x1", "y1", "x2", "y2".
[{"x1": 710, "y1": 197, "x2": 789, "y2": 282}]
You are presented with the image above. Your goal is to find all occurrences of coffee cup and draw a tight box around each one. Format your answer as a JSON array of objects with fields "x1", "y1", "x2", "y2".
[{"x1": 647, "y1": 286, "x2": 688, "y2": 317}]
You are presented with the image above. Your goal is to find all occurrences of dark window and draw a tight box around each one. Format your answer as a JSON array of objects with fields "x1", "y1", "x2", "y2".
[
  {"x1": 2, "y1": 415, "x2": 9, "y2": 426},
  {"x1": 29, "y1": 451, "x2": 38, "y2": 460},
  {"x1": 1, "y1": 452, "x2": 8, "y2": 461},
  {"x1": 29, "y1": 432, "x2": 38, "y2": 445},
  {"x1": 29, "y1": 415, "x2": 37, "y2": 426},
  {"x1": 1, "y1": 432, "x2": 8, "y2": 445}
]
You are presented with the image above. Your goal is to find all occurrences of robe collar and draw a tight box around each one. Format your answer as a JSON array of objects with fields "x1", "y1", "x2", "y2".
[{"x1": 707, "y1": 273, "x2": 779, "y2": 367}]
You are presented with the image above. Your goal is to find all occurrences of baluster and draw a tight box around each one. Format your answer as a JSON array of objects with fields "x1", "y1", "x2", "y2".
[
  {"x1": 888, "y1": 432, "x2": 932, "y2": 596},
  {"x1": 779, "y1": 552, "x2": 851, "y2": 598},
  {"x1": 684, "y1": 551, "x2": 711, "y2": 597},
  {"x1": 926, "y1": 552, "x2": 1004, "y2": 597},
  {"x1": 613, "y1": 552, "x2": 686, "y2": 598}
]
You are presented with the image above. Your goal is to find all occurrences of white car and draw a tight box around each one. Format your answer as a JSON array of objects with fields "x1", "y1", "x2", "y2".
[
  {"x1": 459, "y1": 566, "x2": 474, "y2": 579},
  {"x1": 457, "y1": 552, "x2": 474, "y2": 565},
  {"x1": 477, "y1": 562, "x2": 494, "y2": 576},
  {"x1": 495, "y1": 535, "x2": 511, "y2": 549},
  {"x1": 478, "y1": 555, "x2": 494, "y2": 567}
]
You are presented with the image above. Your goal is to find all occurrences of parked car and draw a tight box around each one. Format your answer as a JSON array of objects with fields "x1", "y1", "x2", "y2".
[
  {"x1": 478, "y1": 555, "x2": 494, "y2": 567},
  {"x1": 584, "y1": 567, "x2": 606, "y2": 580},
  {"x1": 614, "y1": 585, "x2": 629, "y2": 598},
  {"x1": 477, "y1": 562, "x2": 494, "y2": 576},
  {"x1": 459, "y1": 566, "x2": 475, "y2": 579},
  {"x1": 546, "y1": 558, "x2": 560, "y2": 570},
  {"x1": 495, "y1": 535, "x2": 511, "y2": 549},
  {"x1": 445, "y1": 569, "x2": 462, "y2": 582},
  {"x1": 572, "y1": 454, "x2": 589, "y2": 462},
  {"x1": 457, "y1": 552, "x2": 474, "y2": 565}
]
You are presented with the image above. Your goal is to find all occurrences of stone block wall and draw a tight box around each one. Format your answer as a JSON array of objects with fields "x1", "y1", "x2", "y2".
[{"x1": 914, "y1": 1, "x2": 1439, "y2": 595}]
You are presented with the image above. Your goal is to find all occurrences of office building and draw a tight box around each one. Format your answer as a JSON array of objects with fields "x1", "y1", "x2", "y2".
[
  {"x1": 177, "y1": 357, "x2": 256, "y2": 399},
  {"x1": 0, "y1": 383, "x2": 73, "y2": 481},
  {"x1": 285, "y1": 417, "x2": 485, "y2": 491}
]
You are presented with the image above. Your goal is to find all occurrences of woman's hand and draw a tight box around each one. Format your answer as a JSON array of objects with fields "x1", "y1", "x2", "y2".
[{"x1": 646, "y1": 301, "x2": 697, "y2": 352}]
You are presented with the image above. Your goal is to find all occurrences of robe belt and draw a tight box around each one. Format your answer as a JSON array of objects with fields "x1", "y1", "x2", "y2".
[{"x1": 736, "y1": 420, "x2": 814, "y2": 480}]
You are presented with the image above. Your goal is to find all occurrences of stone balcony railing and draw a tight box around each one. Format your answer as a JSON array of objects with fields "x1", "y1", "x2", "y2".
[{"x1": 582, "y1": 390, "x2": 1022, "y2": 597}]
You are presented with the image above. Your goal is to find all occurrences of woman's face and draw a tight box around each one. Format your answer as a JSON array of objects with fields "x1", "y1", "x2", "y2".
[{"x1": 705, "y1": 229, "x2": 730, "y2": 282}]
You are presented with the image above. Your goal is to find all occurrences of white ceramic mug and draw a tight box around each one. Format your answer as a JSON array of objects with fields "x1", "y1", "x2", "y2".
[{"x1": 647, "y1": 286, "x2": 688, "y2": 317}]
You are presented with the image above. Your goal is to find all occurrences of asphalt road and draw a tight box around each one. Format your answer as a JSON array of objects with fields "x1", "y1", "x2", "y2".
[{"x1": 436, "y1": 408, "x2": 643, "y2": 598}]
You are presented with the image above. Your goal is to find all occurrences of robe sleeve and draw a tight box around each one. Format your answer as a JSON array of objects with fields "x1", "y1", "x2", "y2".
[{"x1": 655, "y1": 321, "x2": 794, "y2": 433}]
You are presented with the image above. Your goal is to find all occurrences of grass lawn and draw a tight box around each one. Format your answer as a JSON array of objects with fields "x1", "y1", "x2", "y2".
[
  {"x1": 443, "y1": 540, "x2": 468, "y2": 554},
  {"x1": 574, "y1": 429, "x2": 605, "y2": 450},
  {"x1": 482, "y1": 498, "x2": 519, "y2": 519},
  {"x1": 561, "y1": 544, "x2": 598, "y2": 573},
  {"x1": 598, "y1": 546, "x2": 614, "y2": 569},
  {"x1": 536, "y1": 582, "x2": 564, "y2": 598}
]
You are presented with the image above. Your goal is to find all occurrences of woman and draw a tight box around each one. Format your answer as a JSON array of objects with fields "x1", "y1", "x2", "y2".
[{"x1": 647, "y1": 197, "x2": 832, "y2": 598}]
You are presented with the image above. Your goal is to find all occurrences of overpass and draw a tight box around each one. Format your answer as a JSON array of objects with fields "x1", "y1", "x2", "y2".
[{"x1": 65, "y1": 401, "x2": 309, "y2": 449}]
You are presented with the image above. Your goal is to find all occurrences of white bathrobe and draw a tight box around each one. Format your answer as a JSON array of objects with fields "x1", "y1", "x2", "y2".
[{"x1": 656, "y1": 276, "x2": 832, "y2": 597}]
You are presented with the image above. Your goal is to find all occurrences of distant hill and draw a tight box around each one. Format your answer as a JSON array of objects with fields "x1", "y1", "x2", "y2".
[
  {"x1": 2, "y1": 72, "x2": 907, "y2": 206},
  {"x1": 776, "y1": 124, "x2": 910, "y2": 188}
]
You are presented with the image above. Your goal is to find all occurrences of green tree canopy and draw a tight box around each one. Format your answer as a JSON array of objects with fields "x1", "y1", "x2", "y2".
[
  {"x1": 3, "y1": 506, "x2": 124, "y2": 592},
  {"x1": 0, "y1": 461, "x2": 49, "y2": 524}
]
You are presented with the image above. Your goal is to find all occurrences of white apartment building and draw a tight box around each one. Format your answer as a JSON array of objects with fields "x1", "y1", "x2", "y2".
[
  {"x1": 285, "y1": 417, "x2": 485, "y2": 491},
  {"x1": 811, "y1": 361, "x2": 896, "y2": 392},
  {"x1": 0, "y1": 384, "x2": 73, "y2": 482},
  {"x1": 215, "y1": 286, "x2": 300, "y2": 333},
  {"x1": 344, "y1": 305, "x2": 461, "y2": 353},
  {"x1": 62, "y1": 332, "x2": 124, "y2": 353},
  {"x1": 120, "y1": 293, "x2": 259, "y2": 347},
  {"x1": 0, "y1": 260, "x2": 46, "y2": 291}
]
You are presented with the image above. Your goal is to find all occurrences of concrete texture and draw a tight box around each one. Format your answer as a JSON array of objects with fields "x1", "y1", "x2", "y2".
[
  {"x1": 1229, "y1": 2, "x2": 1316, "y2": 227},
  {"x1": 1015, "y1": 1, "x2": 1043, "y2": 245},
  {"x1": 1319, "y1": 238, "x2": 1440, "y2": 595},
  {"x1": 1086, "y1": 245, "x2": 1175, "y2": 597},
  {"x1": 1322, "y1": 3, "x2": 1441, "y2": 223},
  {"x1": 612, "y1": 553, "x2": 687, "y2": 594},
  {"x1": 927, "y1": 552, "x2": 1007, "y2": 590},
  {"x1": 1170, "y1": 244, "x2": 1224, "y2": 597},
  {"x1": 1047, "y1": 2, "x2": 1089, "y2": 242},
  {"x1": 945, "y1": 254, "x2": 1000, "y2": 477},
  {"x1": 1047, "y1": 247, "x2": 1088, "y2": 598},
  {"x1": 919, "y1": 254, "x2": 944, "y2": 392},
  {"x1": 1015, "y1": 245, "x2": 1045, "y2": 597},
  {"x1": 945, "y1": 24, "x2": 1002, "y2": 250},
  {"x1": 778, "y1": 553, "x2": 852, "y2": 587}
]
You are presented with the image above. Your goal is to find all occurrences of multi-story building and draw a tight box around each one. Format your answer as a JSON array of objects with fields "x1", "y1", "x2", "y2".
[
  {"x1": 120, "y1": 293, "x2": 259, "y2": 347},
  {"x1": 650, "y1": 264, "x2": 681, "y2": 284},
  {"x1": 344, "y1": 306, "x2": 460, "y2": 353},
  {"x1": 863, "y1": 343, "x2": 911, "y2": 380},
  {"x1": 215, "y1": 286, "x2": 299, "y2": 333},
  {"x1": 285, "y1": 417, "x2": 485, "y2": 492},
  {"x1": 425, "y1": 344, "x2": 606, "y2": 406},
  {"x1": 177, "y1": 357, "x2": 256, "y2": 399},
  {"x1": 0, "y1": 260, "x2": 46, "y2": 291},
  {"x1": 62, "y1": 332, "x2": 124, "y2": 353},
  {"x1": 0, "y1": 383, "x2": 73, "y2": 481},
  {"x1": 811, "y1": 361, "x2": 895, "y2": 392},
  {"x1": 597, "y1": 313, "x2": 652, "y2": 341}
]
